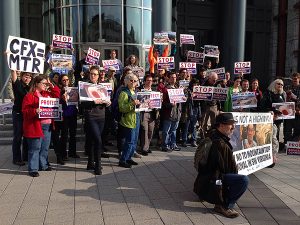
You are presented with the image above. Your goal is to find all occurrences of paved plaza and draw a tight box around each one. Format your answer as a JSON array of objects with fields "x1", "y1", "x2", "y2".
[{"x1": 0, "y1": 142, "x2": 300, "y2": 225}]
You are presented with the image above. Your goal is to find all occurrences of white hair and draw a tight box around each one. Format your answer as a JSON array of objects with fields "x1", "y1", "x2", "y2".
[
  {"x1": 124, "y1": 72, "x2": 138, "y2": 86},
  {"x1": 268, "y1": 79, "x2": 284, "y2": 94}
]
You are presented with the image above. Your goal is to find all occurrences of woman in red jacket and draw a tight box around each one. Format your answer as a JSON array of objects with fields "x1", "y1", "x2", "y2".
[{"x1": 22, "y1": 75, "x2": 60, "y2": 177}]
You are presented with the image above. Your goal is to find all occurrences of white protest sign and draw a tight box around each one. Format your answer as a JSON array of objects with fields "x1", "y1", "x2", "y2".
[
  {"x1": 153, "y1": 32, "x2": 169, "y2": 45},
  {"x1": 167, "y1": 88, "x2": 186, "y2": 103},
  {"x1": 0, "y1": 102, "x2": 13, "y2": 115},
  {"x1": 180, "y1": 34, "x2": 195, "y2": 46},
  {"x1": 286, "y1": 141, "x2": 300, "y2": 155},
  {"x1": 232, "y1": 92, "x2": 257, "y2": 109},
  {"x1": 51, "y1": 54, "x2": 73, "y2": 74},
  {"x1": 230, "y1": 112, "x2": 273, "y2": 175},
  {"x1": 272, "y1": 102, "x2": 295, "y2": 120},
  {"x1": 85, "y1": 47, "x2": 100, "y2": 65},
  {"x1": 39, "y1": 97, "x2": 60, "y2": 118},
  {"x1": 6, "y1": 35, "x2": 45, "y2": 74},
  {"x1": 157, "y1": 57, "x2": 175, "y2": 70},
  {"x1": 204, "y1": 45, "x2": 219, "y2": 58},
  {"x1": 187, "y1": 51, "x2": 204, "y2": 64},
  {"x1": 234, "y1": 61, "x2": 251, "y2": 74},
  {"x1": 179, "y1": 62, "x2": 197, "y2": 74},
  {"x1": 52, "y1": 34, "x2": 73, "y2": 49},
  {"x1": 102, "y1": 59, "x2": 120, "y2": 71},
  {"x1": 207, "y1": 67, "x2": 226, "y2": 80}
]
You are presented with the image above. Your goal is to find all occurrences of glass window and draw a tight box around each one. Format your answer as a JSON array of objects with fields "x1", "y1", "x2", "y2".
[
  {"x1": 61, "y1": 0, "x2": 78, "y2": 5},
  {"x1": 102, "y1": 0, "x2": 121, "y2": 4},
  {"x1": 101, "y1": 6, "x2": 122, "y2": 42},
  {"x1": 80, "y1": 5, "x2": 100, "y2": 42},
  {"x1": 43, "y1": 0, "x2": 49, "y2": 13},
  {"x1": 62, "y1": 7, "x2": 79, "y2": 42},
  {"x1": 124, "y1": 7, "x2": 142, "y2": 44},
  {"x1": 143, "y1": 10, "x2": 151, "y2": 45},
  {"x1": 143, "y1": 0, "x2": 152, "y2": 8},
  {"x1": 124, "y1": 45, "x2": 140, "y2": 66},
  {"x1": 79, "y1": 0, "x2": 98, "y2": 4},
  {"x1": 124, "y1": 0, "x2": 141, "y2": 7}
]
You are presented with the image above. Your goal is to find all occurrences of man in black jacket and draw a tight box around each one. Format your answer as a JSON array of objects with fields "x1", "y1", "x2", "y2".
[{"x1": 194, "y1": 113, "x2": 249, "y2": 218}]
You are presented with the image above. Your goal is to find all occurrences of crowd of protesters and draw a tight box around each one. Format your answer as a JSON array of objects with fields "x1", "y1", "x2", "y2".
[{"x1": 8, "y1": 45, "x2": 300, "y2": 179}]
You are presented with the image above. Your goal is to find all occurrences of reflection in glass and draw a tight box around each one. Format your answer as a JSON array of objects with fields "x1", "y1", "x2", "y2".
[
  {"x1": 143, "y1": 10, "x2": 151, "y2": 45},
  {"x1": 143, "y1": 0, "x2": 152, "y2": 8},
  {"x1": 101, "y1": 6, "x2": 122, "y2": 42},
  {"x1": 124, "y1": 7, "x2": 141, "y2": 44},
  {"x1": 124, "y1": 45, "x2": 140, "y2": 64},
  {"x1": 102, "y1": 0, "x2": 121, "y2": 4},
  {"x1": 80, "y1": 5, "x2": 100, "y2": 42},
  {"x1": 62, "y1": 7, "x2": 79, "y2": 42},
  {"x1": 124, "y1": 0, "x2": 141, "y2": 7},
  {"x1": 79, "y1": 0, "x2": 99, "y2": 4},
  {"x1": 62, "y1": 0, "x2": 78, "y2": 5}
]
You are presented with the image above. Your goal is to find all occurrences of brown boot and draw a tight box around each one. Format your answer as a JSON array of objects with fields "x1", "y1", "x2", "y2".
[{"x1": 214, "y1": 205, "x2": 239, "y2": 218}]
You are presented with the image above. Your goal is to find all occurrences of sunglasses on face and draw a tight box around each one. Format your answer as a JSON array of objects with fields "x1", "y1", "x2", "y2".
[
  {"x1": 130, "y1": 79, "x2": 138, "y2": 83},
  {"x1": 277, "y1": 83, "x2": 283, "y2": 86}
]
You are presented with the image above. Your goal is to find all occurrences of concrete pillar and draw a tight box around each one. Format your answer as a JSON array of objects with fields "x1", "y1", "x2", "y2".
[
  {"x1": 0, "y1": 0, "x2": 20, "y2": 97},
  {"x1": 221, "y1": 0, "x2": 247, "y2": 75},
  {"x1": 152, "y1": 0, "x2": 172, "y2": 32}
]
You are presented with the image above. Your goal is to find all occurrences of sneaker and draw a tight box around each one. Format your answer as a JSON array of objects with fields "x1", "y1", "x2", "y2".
[
  {"x1": 214, "y1": 205, "x2": 239, "y2": 218},
  {"x1": 172, "y1": 146, "x2": 181, "y2": 151},
  {"x1": 133, "y1": 153, "x2": 142, "y2": 158},
  {"x1": 139, "y1": 151, "x2": 148, "y2": 156},
  {"x1": 161, "y1": 147, "x2": 172, "y2": 152},
  {"x1": 181, "y1": 142, "x2": 188, "y2": 147},
  {"x1": 127, "y1": 159, "x2": 138, "y2": 165},
  {"x1": 29, "y1": 172, "x2": 39, "y2": 177},
  {"x1": 147, "y1": 149, "x2": 152, "y2": 154},
  {"x1": 191, "y1": 141, "x2": 198, "y2": 147},
  {"x1": 118, "y1": 161, "x2": 132, "y2": 168},
  {"x1": 13, "y1": 161, "x2": 25, "y2": 166}
]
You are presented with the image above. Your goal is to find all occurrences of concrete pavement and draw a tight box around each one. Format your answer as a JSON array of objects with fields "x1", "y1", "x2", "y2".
[{"x1": 0, "y1": 143, "x2": 299, "y2": 225}]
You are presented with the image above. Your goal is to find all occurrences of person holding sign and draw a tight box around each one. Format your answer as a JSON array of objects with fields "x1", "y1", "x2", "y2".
[
  {"x1": 224, "y1": 76, "x2": 242, "y2": 112},
  {"x1": 22, "y1": 75, "x2": 60, "y2": 177},
  {"x1": 11, "y1": 70, "x2": 33, "y2": 166},
  {"x1": 80, "y1": 66, "x2": 111, "y2": 175},
  {"x1": 194, "y1": 113, "x2": 249, "y2": 218},
  {"x1": 148, "y1": 45, "x2": 169, "y2": 74}
]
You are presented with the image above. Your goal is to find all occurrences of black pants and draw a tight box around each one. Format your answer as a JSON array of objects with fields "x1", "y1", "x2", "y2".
[{"x1": 61, "y1": 115, "x2": 77, "y2": 156}]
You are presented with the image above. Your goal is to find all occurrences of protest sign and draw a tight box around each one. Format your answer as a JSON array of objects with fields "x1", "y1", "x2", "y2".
[
  {"x1": 52, "y1": 34, "x2": 73, "y2": 50},
  {"x1": 167, "y1": 88, "x2": 186, "y2": 103},
  {"x1": 0, "y1": 102, "x2": 13, "y2": 115},
  {"x1": 286, "y1": 141, "x2": 300, "y2": 155},
  {"x1": 131, "y1": 67, "x2": 145, "y2": 80},
  {"x1": 85, "y1": 47, "x2": 100, "y2": 65},
  {"x1": 272, "y1": 102, "x2": 295, "y2": 120},
  {"x1": 207, "y1": 67, "x2": 226, "y2": 80},
  {"x1": 166, "y1": 31, "x2": 177, "y2": 44},
  {"x1": 204, "y1": 45, "x2": 219, "y2": 58},
  {"x1": 51, "y1": 54, "x2": 73, "y2": 74},
  {"x1": 179, "y1": 80, "x2": 190, "y2": 88},
  {"x1": 234, "y1": 61, "x2": 251, "y2": 74},
  {"x1": 6, "y1": 35, "x2": 45, "y2": 74},
  {"x1": 192, "y1": 86, "x2": 228, "y2": 101},
  {"x1": 65, "y1": 87, "x2": 79, "y2": 106},
  {"x1": 230, "y1": 112, "x2": 273, "y2": 175},
  {"x1": 232, "y1": 92, "x2": 257, "y2": 110},
  {"x1": 99, "y1": 83, "x2": 113, "y2": 98},
  {"x1": 78, "y1": 81, "x2": 109, "y2": 102},
  {"x1": 187, "y1": 51, "x2": 204, "y2": 64},
  {"x1": 39, "y1": 97, "x2": 60, "y2": 118},
  {"x1": 102, "y1": 59, "x2": 120, "y2": 71},
  {"x1": 157, "y1": 57, "x2": 174, "y2": 70},
  {"x1": 54, "y1": 104, "x2": 63, "y2": 121},
  {"x1": 153, "y1": 32, "x2": 169, "y2": 45},
  {"x1": 180, "y1": 34, "x2": 195, "y2": 46},
  {"x1": 135, "y1": 92, "x2": 151, "y2": 112},
  {"x1": 179, "y1": 62, "x2": 197, "y2": 74},
  {"x1": 149, "y1": 92, "x2": 162, "y2": 109}
]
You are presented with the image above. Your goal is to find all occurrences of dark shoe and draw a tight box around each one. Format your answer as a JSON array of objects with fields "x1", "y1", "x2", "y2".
[
  {"x1": 162, "y1": 147, "x2": 172, "y2": 152},
  {"x1": 118, "y1": 161, "x2": 132, "y2": 168},
  {"x1": 69, "y1": 153, "x2": 80, "y2": 158},
  {"x1": 214, "y1": 205, "x2": 239, "y2": 218},
  {"x1": 191, "y1": 141, "x2": 198, "y2": 147},
  {"x1": 87, "y1": 164, "x2": 95, "y2": 170},
  {"x1": 127, "y1": 159, "x2": 138, "y2": 165},
  {"x1": 172, "y1": 146, "x2": 181, "y2": 151},
  {"x1": 267, "y1": 163, "x2": 275, "y2": 168},
  {"x1": 45, "y1": 167, "x2": 52, "y2": 171},
  {"x1": 94, "y1": 168, "x2": 102, "y2": 175},
  {"x1": 139, "y1": 151, "x2": 148, "y2": 156},
  {"x1": 29, "y1": 172, "x2": 39, "y2": 177},
  {"x1": 62, "y1": 156, "x2": 69, "y2": 161},
  {"x1": 101, "y1": 153, "x2": 110, "y2": 158},
  {"x1": 147, "y1": 149, "x2": 152, "y2": 154},
  {"x1": 104, "y1": 141, "x2": 114, "y2": 146},
  {"x1": 57, "y1": 157, "x2": 65, "y2": 165},
  {"x1": 13, "y1": 161, "x2": 25, "y2": 166},
  {"x1": 181, "y1": 142, "x2": 188, "y2": 147}
]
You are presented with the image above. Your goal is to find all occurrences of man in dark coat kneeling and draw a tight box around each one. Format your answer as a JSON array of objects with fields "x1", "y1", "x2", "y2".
[{"x1": 194, "y1": 113, "x2": 249, "y2": 218}]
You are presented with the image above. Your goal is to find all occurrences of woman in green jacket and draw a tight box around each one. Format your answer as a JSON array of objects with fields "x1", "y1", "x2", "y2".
[{"x1": 224, "y1": 76, "x2": 242, "y2": 112}]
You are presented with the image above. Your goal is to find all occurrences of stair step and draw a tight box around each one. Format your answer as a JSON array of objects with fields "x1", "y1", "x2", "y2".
[{"x1": 0, "y1": 130, "x2": 13, "y2": 137}]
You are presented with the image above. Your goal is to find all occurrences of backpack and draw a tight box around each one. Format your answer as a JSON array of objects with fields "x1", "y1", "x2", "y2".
[
  {"x1": 111, "y1": 86, "x2": 132, "y2": 122},
  {"x1": 194, "y1": 137, "x2": 213, "y2": 171}
]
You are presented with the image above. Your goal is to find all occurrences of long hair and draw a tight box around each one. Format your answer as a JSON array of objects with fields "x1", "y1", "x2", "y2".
[
  {"x1": 29, "y1": 74, "x2": 48, "y2": 93},
  {"x1": 125, "y1": 55, "x2": 139, "y2": 67},
  {"x1": 268, "y1": 79, "x2": 284, "y2": 94}
]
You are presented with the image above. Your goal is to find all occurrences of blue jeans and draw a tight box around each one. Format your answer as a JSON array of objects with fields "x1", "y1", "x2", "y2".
[
  {"x1": 27, "y1": 124, "x2": 51, "y2": 172},
  {"x1": 12, "y1": 111, "x2": 28, "y2": 162},
  {"x1": 223, "y1": 174, "x2": 249, "y2": 209},
  {"x1": 86, "y1": 118, "x2": 105, "y2": 168},
  {"x1": 120, "y1": 113, "x2": 140, "y2": 162},
  {"x1": 162, "y1": 119, "x2": 179, "y2": 148}
]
